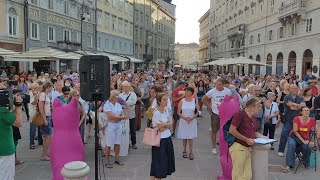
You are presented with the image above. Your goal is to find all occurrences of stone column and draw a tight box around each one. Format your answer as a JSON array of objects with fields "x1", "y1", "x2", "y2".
[
  {"x1": 61, "y1": 161, "x2": 90, "y2": 180},
  {"x1": 56, "y1": 60, "x2": 60, "y2": 74},
  {"x1": 252, "y1": 144, "x2": 271, "y2": 180}
]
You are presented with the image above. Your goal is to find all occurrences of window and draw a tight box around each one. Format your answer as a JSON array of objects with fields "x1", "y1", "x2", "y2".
[
  {"x1": 251, "y1": 6, "x2": 255, "y2": 15},
  {"x1": 125, "y1": 1, "x2": 129, "y2": 14},
  {"x1": 30, "y1": 22, "x2": 39, "y2": 39},
  {"x1": 30, "y1": 0, "x2": 38, "y2": 5},
  {"x1": 112, "y1": 16, "x2": 117, "y2": 31},
  {"x1": 231, "y1": 40, "x2": 234, "y2": 48},
  {"x1": 78, "y1": 6, "x2": 82, "y2": 19},
  {"x1": 269, "y1": 30, "x2": 273, "y2": 40},
  {"x1": 250, "y1": 35, "x2": 254, "y2": 44},
  {"x1": 112, "y1": 40, "x2": 115, "y2": 49},
  {"x1": 118, "y1": 18, "x2": 123, "y2": 33},
  {"x1": 76, "y1": 32, "x2": 81, "y2": 43},
  {"x1": 270, "y1": 0, "x2": 275, "y2": 13},
  {"x1": 105, "y1": 39, "x2": 109, "y2": 49},
  {"x1": 291, "y1": 23, "x2": 296, "y2": 35},
  {"x1": 97, "y1": 12, "x2": 102, "y2": 26},
  {"x1": 119, "y1": 42, "x2": 122, "y2": 50},
  {"x1": 48, "y1": 0, "x2": 54, "y2": 10},
  {"x1": 260, "y1": 2, "x2": 263, "y2": 12},
  {"x1": 112, "y1": 0, "x2": 117, "y2": 8},
  {"x1": 257, "y1": 33, "x2": 261, "y2": 43},
  {"x1": 88, "y1": 35, "x2": 93, "y2": 47},
  {"x1": 124, "y1": 43, "x2": 127, "y2": 51},
  {"x1": 97, "y1": 37, "x2": 101, "y2": 48},
  {"x1": 64, "y1": 1, "x2": 69, "y2": 15},
  {"x1": 279, "y1": 27, "x2": 284, "y2": 38},
  {"x1": 306, "y1": 18, "x2": 312, "y2": 32},
  {"x1": 105, "y1": 13, "x2": 110, "y2": 30},
  {"x1": 48, "y1": 26, "x2": 55, "y2": 42},
  {"x1": 8, "y1": 8, "x2": 17, "y2": 37},
  {"x1": 63, "y1": 29, "x2": 71, "y2": 41},
  {"x1": 124, "y1": 21, "x2": 128, "y2": 35}
]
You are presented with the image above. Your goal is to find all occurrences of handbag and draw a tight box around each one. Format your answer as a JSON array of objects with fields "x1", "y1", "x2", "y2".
[
  {"x1": 32, "y1": 111, "x2": 45, "y2": 126},
  {"x1": 142, "y1": 127, "x2": 160, "y2": 147},
  {"x1": 265, "y1": 104, "x2": 273, "y2": 126}
]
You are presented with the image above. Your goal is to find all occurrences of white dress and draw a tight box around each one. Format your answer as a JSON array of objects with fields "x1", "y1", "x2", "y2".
[{"x1": 177, "y1": 99, "x2": 197, "y2": 139}]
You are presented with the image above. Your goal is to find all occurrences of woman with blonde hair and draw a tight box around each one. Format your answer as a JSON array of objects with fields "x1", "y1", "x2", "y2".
[{"x1": 103, "y1": 90, "x2": 127, "y2": 168}]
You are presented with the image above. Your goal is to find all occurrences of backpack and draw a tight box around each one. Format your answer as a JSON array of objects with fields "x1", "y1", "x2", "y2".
[{"x1": 223, "y1": 110, "x2": 244, "y2": 148}]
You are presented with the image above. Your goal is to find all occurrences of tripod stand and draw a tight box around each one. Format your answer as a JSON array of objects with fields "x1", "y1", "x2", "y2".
[{"x1": 294, "y1": 130, "x2": 320, "y2": 174}]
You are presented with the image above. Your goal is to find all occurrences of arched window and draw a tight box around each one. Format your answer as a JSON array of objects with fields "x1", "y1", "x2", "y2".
[{"x1": 8, "y1": 7, "x2": 17, "y2": 36}]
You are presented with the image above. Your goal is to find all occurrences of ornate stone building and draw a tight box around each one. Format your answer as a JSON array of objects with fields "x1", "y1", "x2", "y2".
[
  {"x1": 209, "y1": 0, "x2": 320, "y2": 77},
  {"x1": 198, "y1": 9, "x2": 210, "y2": 65},
  {"x1": 174, "y1": 43, "x2": 199, "y2": 68}
]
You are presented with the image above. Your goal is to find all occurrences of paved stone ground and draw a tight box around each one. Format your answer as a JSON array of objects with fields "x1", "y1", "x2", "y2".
[{"x1": 15, "y1": 108, "x2": 320, "y2": 180}]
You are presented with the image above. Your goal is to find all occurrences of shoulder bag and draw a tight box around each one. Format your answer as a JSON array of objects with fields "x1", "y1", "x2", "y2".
[
  {"x1": 31, "y1": 94, "x2": 45, "y2": 126},
  {"x1": 142, "y1": 109, "x2": 161, "y2": 147}
]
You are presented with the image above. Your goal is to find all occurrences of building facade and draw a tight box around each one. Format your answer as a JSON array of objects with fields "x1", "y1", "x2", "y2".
[
  {"x1": 133, "y1": 0, "x2": 175, "y2": 69},
  {"x1": 96, "y1": 0, "x2": 134, "y2": 70},
  {"x1": 209, "y1": 0, "x2": 320, "y2": 77},
  {"x1": 198, "y1": 10, "x2": 210, "y2": 65},
  {"x1": 27, "y1": 0, "x2": 96, "y2": 72},
  {"x1": 174, "y1": 43, "x2": 199, "y2": 68},
  {"x1": 0, "y1": 0, "x2": 25, "y2": 73}
]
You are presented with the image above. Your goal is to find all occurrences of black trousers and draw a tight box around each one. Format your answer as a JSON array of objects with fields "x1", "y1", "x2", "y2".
[
  {"x1": 23, "y1": 102, "x2": 30, "y2": 118},
  {"x1": 263, "y1": 123, "x2": 276, "y2": 139},
  {"x1": 129, "y1": 118, "x2": 137, "y2": 145}
]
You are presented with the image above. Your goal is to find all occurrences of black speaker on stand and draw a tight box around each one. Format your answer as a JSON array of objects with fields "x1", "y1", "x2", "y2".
[{"x1": 79, "y1": 55, "x2": 110, "y2": 180}]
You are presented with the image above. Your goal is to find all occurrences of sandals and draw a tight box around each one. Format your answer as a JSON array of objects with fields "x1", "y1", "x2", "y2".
[
  {"x1": 40, "y1": 156, "x2": 50, "y2": 161},
  {"x1": 115, "y1": 160, "x2": 124, "y2": 165},
  {"x1": 105, "y1": 162, "x2": 113, "y2": 168},
  {"x1": 182, "y1": 152, "x2": 188, "y2": 158},
  {"x1": 282, "y1": 166, "x2": 291, "y2": 173},
  {"x1": 189, "y1": 153, "x2": 194, "y2": 160},
  {"x1": 15, "y1": 160, "x2": 24, "y2": 166}
]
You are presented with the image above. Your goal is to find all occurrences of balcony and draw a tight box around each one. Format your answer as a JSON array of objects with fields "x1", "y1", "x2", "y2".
[
  {"x1": 209, "y1": 37, "x2": 218, "y2": 47},
  {"x1": 278, "y1": 0, "x2": 306, "y2": 24},
  {"x1": 227, "y1": 24, "x2": 245, "y2": 41}
]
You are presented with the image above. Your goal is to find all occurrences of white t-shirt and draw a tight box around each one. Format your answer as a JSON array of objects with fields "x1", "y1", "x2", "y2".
[
  {"x1": 28, "y1": 92, "x2": 37, "y2": 118},
  {"x1": 103, "y1": 101, "x2": 123, "y2": 123},
  {"x1": 205, "y1": 87, "x2": 232, "y2": 115},
  {"x1": 39, "y1": 92, "x2": 51, "y2": 116},
  {"x1": 264, "y1": 102, "x2": 279, "y2": 124},
  {"x1": 152, "y1": 109, "x2": 172, "y2": 139},
  {"x1": 119, "y1": 92, "x2": 137, "y2": 119},
  {"x1": 239, "y1": 87, "x2": 248, "y2": 94}
]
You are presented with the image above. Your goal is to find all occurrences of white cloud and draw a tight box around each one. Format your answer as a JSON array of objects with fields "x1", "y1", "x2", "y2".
[{"x1": 172, "y1": 0, "x2": 210, "y2": 44}]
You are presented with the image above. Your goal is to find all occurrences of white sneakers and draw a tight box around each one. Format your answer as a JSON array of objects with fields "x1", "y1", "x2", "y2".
[
  {"x1": 278, "y1": 152, "x2": 284, "y2": 157},
  {"x1": 212, "y1": 148, "x2": 217, "y2": 155}
]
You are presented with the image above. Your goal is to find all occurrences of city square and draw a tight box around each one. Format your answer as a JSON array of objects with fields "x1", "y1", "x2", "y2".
[{"x1": 1, "y1": 0, "x2": 320, "y2": 180}]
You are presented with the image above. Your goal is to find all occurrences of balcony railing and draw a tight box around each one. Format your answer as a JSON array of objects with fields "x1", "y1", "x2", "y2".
[
  {"x1": 279, "y1": 0, "x2": 306, "y2": 19},
  {"x1": 227, "y1": 24, "x2": 245, "y2": 40}
]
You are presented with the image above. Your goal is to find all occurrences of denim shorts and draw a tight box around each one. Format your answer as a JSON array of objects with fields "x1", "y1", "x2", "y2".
[{"x1": 40, "y1": 116, "x2": 53, "y2": 135}]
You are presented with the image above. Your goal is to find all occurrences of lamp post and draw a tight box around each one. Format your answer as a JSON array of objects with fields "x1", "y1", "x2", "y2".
[
  {"x1": 166, "y1": 44, "x2": 173, "y2": 69},
  {"x1": 144, "y1": 33, "x2": 152, "y2": 69}
]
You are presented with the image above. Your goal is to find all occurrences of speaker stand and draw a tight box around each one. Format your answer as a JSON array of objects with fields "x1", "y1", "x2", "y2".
[{"x1": 94, "y1": 100, "x2": 99, "y2": 180}]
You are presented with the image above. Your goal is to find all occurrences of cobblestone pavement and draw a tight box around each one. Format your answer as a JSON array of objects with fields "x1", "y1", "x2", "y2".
[{"x1": 15, "y1": 108, "x2": 320, "y2": 180}]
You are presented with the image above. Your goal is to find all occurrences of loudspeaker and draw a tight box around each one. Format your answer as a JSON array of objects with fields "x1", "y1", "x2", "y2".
[{"x1": 79, "y1": 55, "x2": 110, "y2": 101}]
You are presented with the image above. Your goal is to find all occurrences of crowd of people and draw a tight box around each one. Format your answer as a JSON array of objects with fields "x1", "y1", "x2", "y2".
[{"x1": 0, "y1": 67, "x2": 320, "y2": 180}]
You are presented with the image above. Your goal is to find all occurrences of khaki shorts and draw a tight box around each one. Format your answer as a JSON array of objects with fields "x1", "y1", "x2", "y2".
[{"x1": 211, "y1": 113, "x2": 220, "y2": 133}]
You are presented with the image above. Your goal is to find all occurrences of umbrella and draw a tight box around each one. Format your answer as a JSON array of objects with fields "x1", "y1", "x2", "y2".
[{"x1": 5, "y1": 48, "x2": 81, "y2": 60}]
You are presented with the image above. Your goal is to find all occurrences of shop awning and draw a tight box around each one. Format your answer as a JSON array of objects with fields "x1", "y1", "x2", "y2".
[
  {"x1": 0, "y1": 48, "x2": 19, "y2": 55},
  {"x1": 97, "y1": 52, "x2": 128, "y2": 62},
  {"x1": 4, "y1": 48, "x2": 81, "y2": 60},
  {"x1": 4, "y1": 58, "x2": 39, "y2": 62}
]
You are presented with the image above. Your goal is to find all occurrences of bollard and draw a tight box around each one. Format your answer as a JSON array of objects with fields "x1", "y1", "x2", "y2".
[
  {"x1": 252, "y1": 144, "x2": 271, "y2": 180},
  {"x1": 61, "y1": 161, "x2": 90, "y2": 180}
]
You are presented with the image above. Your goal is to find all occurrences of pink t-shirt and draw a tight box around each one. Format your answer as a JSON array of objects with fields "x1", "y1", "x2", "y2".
[{"x1": 39, "y1": 92, "x2": 51, "y2": 116}]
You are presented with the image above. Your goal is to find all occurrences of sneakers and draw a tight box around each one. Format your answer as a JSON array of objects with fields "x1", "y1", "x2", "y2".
[
  {"x1": 278, "y1": 152, "x2": 284, "y2": 157},
  {"x1": 132, "y1": 144, "x2": 138, "y2": 149},
  {"x1": 212, "y1": 148, "x2": 217, "y2": 155}
]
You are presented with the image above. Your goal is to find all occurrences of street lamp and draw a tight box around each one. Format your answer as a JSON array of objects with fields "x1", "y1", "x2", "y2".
[
  {"x1": 166, "y1": 43, "x2": 173, "y2": 69},
  {"x1": 80, "y1": 13, "x2": 90, "y2": 50}
]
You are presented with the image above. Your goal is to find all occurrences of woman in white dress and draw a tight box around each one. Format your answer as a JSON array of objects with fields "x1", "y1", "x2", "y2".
[{"x1": 177, "y1": 86, "x2": 199, "y2": 160}]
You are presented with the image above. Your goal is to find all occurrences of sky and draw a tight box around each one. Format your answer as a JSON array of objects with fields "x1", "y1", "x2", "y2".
[{"x1": 172, "y1": 0, "x2": 210, "y2": 44}]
